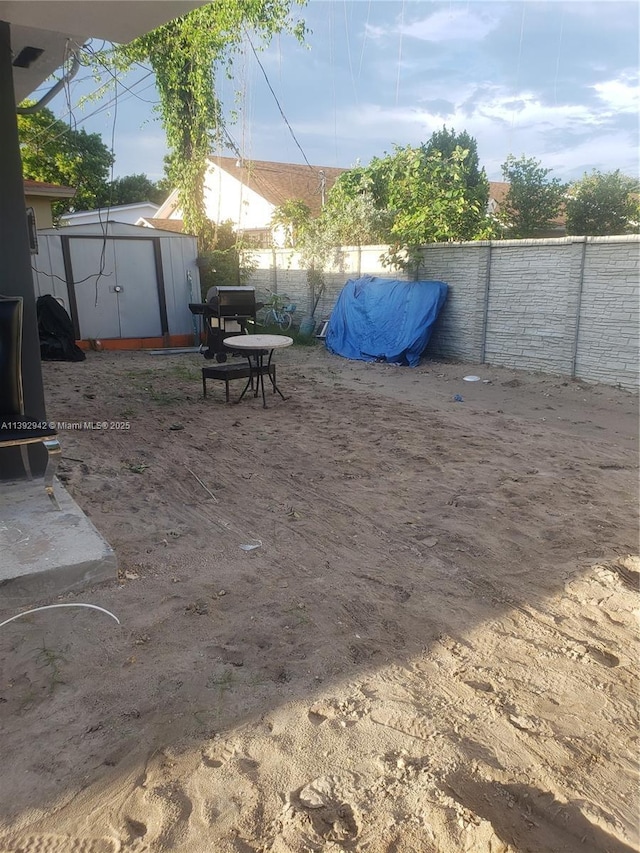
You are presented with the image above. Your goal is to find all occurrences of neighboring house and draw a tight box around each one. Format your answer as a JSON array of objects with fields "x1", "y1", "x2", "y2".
[
  {"x1": 60, "y1": 201, "x2": 160, "y2": 227},
  {"x1": 487, "y1": 181, "x2": 508, "y2": 216},
  {"x1": 149, "y1": 160, "x2": 562, "y2": 244},
  {"x1": 137, "y1": 217, "x2": 188, "y2": 234},
  {"x1": 24, "y1": 179, "x2": 76, "y2": 230},
  {"x1": 151, "y1": 156, "x2": 345, "y2": 246},
  {"x1": 487, "y1": 180, "x2": 566, "y2": 236}
]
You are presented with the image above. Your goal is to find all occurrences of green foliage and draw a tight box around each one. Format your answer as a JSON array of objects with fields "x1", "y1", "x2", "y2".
[
  {"x1": 18, "y1": 104, "x2": 114, "y2": 216},
  {"x1": 108, "y1": 173, "x2": 166, "y2": 206},
  {"x1": 111, "y1": 1, "x2": 307, "y2": 244},
  {"x1": 197, "y1": 220, "x2": 256, "y2": 298},
  {"x1": 500, "y1": 154, "x2": 566, "y2": 238},
  {"x1": 303, "y1": 130, "x2": 494, "y2": 273},
  {"x1": 272, "y1": 128, "x2": 494, "y2": 277},
  {"x1": 321, "y1": 168, "x2": 393, "y2": 247},
  {"x1": 565, "y1": 170, "x2": 639, "y2": 236},
  {"x1": 270, "y1": 199, "x2": 312, "y2": 247},
  {"x1": 383, "y1": 145, "x2": 486, "y2": 248},
  {"x1": 422, "y1": 126, "x2": 490, "y2": 241}
]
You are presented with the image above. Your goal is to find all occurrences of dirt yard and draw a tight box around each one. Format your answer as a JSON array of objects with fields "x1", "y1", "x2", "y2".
[{"x1": 0, "y1": 343, "x2": 638, "y2": 853}]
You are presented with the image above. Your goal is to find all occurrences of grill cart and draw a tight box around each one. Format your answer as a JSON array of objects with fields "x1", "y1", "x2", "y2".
[{"x1": 189, "y1": 286, "x2": 261, "y2": 362}]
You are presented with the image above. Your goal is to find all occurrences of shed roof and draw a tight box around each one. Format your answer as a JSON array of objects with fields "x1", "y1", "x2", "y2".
[{"x1": 38, "y1": 221, "x2": 195, "y2": 239}]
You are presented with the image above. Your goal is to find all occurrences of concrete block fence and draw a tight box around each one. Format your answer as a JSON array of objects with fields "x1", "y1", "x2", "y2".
[{"x1": 245, "y1": 235, "x2": 639, "y2": 391}]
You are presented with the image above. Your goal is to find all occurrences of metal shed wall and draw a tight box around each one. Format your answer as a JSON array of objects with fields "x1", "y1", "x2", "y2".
[{"x1": 33, "y1": 224, "x2": 200, "y2": 345}]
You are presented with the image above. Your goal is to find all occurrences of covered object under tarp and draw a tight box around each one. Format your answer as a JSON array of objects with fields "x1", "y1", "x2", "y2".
[{"x1": 325, "y1": 276, "x2": 448, "y2": 367}]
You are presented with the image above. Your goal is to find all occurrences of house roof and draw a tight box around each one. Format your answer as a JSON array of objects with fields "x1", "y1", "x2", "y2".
[
  {"x1": 487, "y1": 180, "x2": 566, "y2": 229},
  {"x1": 138, "y1": 217, "x2": 188, "y2": 234},
  {"x1": 155, "y1": 163, "x2": 512, "y2": 222},
  {"x1": 212, "y1": 162, "x2": 510, "y2": 216},
  {"x1": 24, "y1": 179, "x2": 76, "y2": 199},
  {"x1": 488, "y1": 181, "x2": 509, "y2": 206},
  {"x1": 210, "y1": 156, "x2": 346, "y2": 217}
]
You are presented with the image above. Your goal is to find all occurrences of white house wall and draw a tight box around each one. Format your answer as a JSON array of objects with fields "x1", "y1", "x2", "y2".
[{"x1": 166, "y1": 163, "x2": 277, "y2": 231}]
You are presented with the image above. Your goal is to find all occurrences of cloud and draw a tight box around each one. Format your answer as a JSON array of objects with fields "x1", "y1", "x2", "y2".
[
  {"x1": 400, "y1": 8, "x2": 499, "y2": 42},
  {"x1": 284, "y1": 70, "x2": 638, "y2": 180},
  {"x1": 592, "y1": 72, "x2": 640, "y2": 113},
  {"x1": 364, "y1": 6, "x2": 499, "y2": 44}
]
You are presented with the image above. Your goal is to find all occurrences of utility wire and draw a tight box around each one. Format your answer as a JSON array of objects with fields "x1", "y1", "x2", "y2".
[
  {"x1": 343, "y1": 0, "x2": 358, "y2": 107},
  {"x1": 27, "y1": 44, "x2": 155, "y2": 144},
  {"x1": 358, "y1": 0, "x2": 372, "y2": 83},
  {"x1": 242, "y1": 27, "x2": 314, "y2": 170},
  {"x1": 329, "y1": 3, "x2": 338, "y2": 163},
  {"x1": 28, "y1": 72, "x2": 156, "y2": 147},
  {"x1": 553, "y1": 5, "x2": 565, "y2": 107},
  {"x1": 509, "y1": 2, "x2": 527, "y2": 142},
  {"x1": 396, "y1": 0, "x2": 405, "y2": 106}
]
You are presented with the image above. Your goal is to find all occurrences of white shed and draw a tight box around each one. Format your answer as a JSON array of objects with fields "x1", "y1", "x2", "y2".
[{"x1": 33, "y1": 221, "x2": 201, "y2": 347}]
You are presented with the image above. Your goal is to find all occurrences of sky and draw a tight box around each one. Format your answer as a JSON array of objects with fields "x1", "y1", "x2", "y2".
[{"x1": 34, "y1": 0, "x2": 640, "y2": 185}]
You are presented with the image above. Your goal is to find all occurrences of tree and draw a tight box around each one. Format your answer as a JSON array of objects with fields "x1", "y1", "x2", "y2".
[
  {"x1": 383, "y1": 144, "x2": 490, "y2": 250},
  {"x1": 109, "y1": 1, "x2": 307, "y2": 246},
  {"x1": 18, "y1": 104, "x2": 114, "y2": 216},
  {"x1": 500, "y1": 155, "x2": 566, "y2": 238},
  {"x1": 315, "y1": 132, "x2": 494, "y2": 270},
  {"x1": 270, "y1": 199, "x2": 312, "y2": 248},
  {"x1": 321, "y1": 172, "x2": 393, "y2": 248},
  {"x1": 422, "y1": 126, "x2": 490, "y2": 240},
  {"x1": 565, "y1": 170, "x2": 639, "y2": 236},
  {"x1": 196, "y1": 220, "x2": 255, "y2": 298},
  {"x1": 273, "y1": 128, "x2": 494, "y2": 277},
  {"x1": 108, "y1": 173, "x2": 166, "y2": 206}
]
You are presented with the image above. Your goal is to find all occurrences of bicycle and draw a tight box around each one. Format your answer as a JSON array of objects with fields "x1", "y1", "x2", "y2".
[{"x1": 260, "y1": 291, "x2": 296, "y2": 331}]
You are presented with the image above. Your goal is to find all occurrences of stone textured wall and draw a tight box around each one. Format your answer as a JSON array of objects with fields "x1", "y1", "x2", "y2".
[
  {"x1": 575, "y1": 240, "x2": 639, "y2": 387},
  {"x1": 245, "y1": 236, "x2": 639, "y2": 390}
]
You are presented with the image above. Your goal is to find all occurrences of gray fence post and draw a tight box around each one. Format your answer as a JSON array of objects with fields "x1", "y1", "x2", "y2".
[
  {"x1": 479, "y1": 243, "x2": 492, "y2": 363},
  {"x1": 570, "y1": 237, "x2": 587, "y2": 378}
]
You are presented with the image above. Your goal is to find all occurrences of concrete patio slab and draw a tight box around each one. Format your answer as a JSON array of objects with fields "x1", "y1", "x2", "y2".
[{"x1": 0, "y1": 478, "x2": 117, "y2": 602}]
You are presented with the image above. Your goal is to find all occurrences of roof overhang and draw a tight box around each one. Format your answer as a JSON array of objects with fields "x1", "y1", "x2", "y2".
[
  {"x1": 24, "y1": 179, "x2": 75, "y2": 199},
  {"x1": 0, "y1": 1, "x2": 207, "y2": 102}
]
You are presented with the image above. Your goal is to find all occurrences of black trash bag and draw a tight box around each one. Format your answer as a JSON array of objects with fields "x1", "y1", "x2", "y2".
[{"x1": 36, "y1": 294, "x2": 86, "y2": 362}]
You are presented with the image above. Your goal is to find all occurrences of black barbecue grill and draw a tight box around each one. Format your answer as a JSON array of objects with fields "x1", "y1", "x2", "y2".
[{"x1": 189, "y1": 286, "x2": 262, "y2": 362}]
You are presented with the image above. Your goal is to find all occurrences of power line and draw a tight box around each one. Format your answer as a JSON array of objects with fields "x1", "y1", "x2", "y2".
[
  {"x1": 343, "y1": 0, "x2": 358, "y2": 107},
  {"x1": 242, "y1": 27, "x2": 314, "y2": 170},
  {"x1": 396, "y1": 0, "x2": 405, "y2": 106},
  {"x1": 28, "y1": 70, "x2": 157, "y2": 147},
  {"x1": 358, "y1": 0, "x2": 372, "y2": 83}
]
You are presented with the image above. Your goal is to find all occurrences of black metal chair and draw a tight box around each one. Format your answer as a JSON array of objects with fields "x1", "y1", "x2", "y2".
[{"x1": 0, "y1": 295, "x2": 61, "y2": 508}]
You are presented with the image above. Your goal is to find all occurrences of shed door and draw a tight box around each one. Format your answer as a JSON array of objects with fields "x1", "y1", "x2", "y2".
[
  {"x1": 113, "y1": 240, "x2": 161, "y2": 338},
  {"x1": 69, "y1": 238, "x2": 161, "y2": 339},
  {"x1": 70, "y1": 238, "x2": 119, "y2": 339}
]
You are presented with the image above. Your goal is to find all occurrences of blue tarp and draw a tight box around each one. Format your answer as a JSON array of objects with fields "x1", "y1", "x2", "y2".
[{"x1": 325, "y1": 276, "x2": 448, "y2": 367}]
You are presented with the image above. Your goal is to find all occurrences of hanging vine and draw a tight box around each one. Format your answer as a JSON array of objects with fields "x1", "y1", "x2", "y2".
[{"x1": 109, "y1": 1, "x2": 307, "y2": 247}]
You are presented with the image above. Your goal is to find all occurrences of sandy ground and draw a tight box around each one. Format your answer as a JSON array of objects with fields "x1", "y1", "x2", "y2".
[{"x1": 0, "y1": 343, "x2": 638, "y2": 853}]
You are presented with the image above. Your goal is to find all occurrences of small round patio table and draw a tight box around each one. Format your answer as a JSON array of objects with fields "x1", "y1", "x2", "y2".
[{"x1": 223, "y1": 334, "x2": 293, "y2": 408}]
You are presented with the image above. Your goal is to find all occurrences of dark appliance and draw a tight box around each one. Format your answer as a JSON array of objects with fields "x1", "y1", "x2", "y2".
[{"x1": 189, "y1": 286, "x2": 259, "y2": 362}]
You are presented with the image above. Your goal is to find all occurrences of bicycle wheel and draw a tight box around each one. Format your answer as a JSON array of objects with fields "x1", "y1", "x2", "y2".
[
  {"x1": 264, "y1": 308, "x2": 278, "y2": 328},
  {"x1": 279, "y1": 311, "x2": 292, "y2": 331}
]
